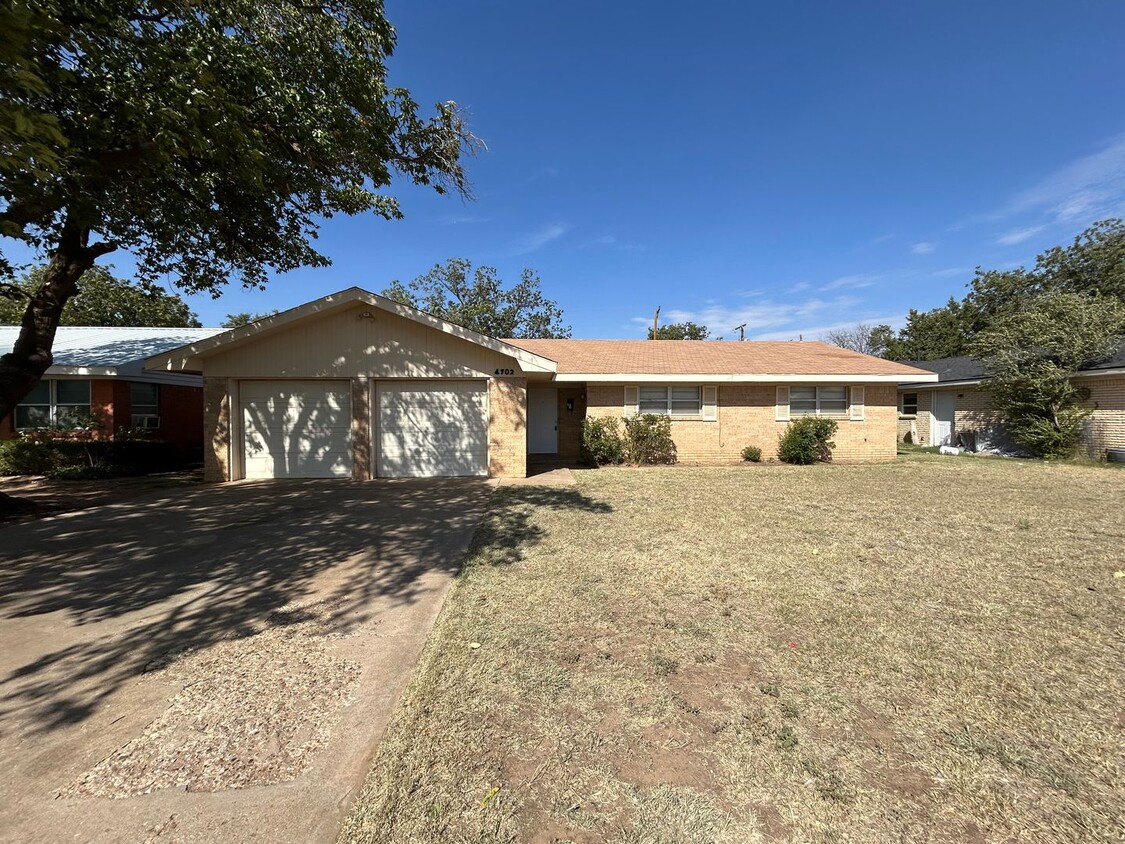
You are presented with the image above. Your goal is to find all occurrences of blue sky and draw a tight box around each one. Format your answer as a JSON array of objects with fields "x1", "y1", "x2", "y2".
[{"x1": 14, "y1": 1, "x2": 1125, "y2": 337}]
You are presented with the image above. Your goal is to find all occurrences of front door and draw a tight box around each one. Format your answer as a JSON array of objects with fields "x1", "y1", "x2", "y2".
[
  {"x1": 932, "y1": 391, "x2": 955, "y2": 446},
  {"x1": 528, "y1": 388, "x2": 558, "y2": 454}
]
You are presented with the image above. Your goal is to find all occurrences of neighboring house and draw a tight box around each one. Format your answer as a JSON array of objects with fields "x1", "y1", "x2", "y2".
[
  {"x1": 1, "y1": 326, "x2": 224, "y2": 458},
  {"x1": 144, "y1": 288, "x2": 936, "y2": 481},
  {"x1": 897, "y1": 345, "x2": 1125, "y2": 458}
]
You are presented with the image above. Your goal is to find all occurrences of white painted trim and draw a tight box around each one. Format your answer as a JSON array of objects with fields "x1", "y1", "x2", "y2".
[
  {"x1": 144, "y1": 287, "x2": 558, "y2": 375},
  {"x1": 557, "y1": 372, "x2": 938, "y2": 384}
]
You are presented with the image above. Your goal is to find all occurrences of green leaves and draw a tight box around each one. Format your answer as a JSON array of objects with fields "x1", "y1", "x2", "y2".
[
  {"x1": 383, "y1": 259, "x2": 571, "y2": 339},
  {"x1": 0, "y1": 264, "x2": 201, "y2": 327},
  {"x1": 0, "y1": 0, "x2": 477, "y2": 296},
  {"x1": 969, "y1": 292, "x2": 1125, "y2": 457}
]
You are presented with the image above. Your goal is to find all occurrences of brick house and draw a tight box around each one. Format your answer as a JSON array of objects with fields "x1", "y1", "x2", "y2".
[
  {"x1": 144, "y1": 288, "x2": 936, "y2": 481},
  {"x1": 896, "y1": 347, "x2": 1125, "y2": 458},
  {"x1": 2, "y1": 326, "x2": 223, "y2": 459}
]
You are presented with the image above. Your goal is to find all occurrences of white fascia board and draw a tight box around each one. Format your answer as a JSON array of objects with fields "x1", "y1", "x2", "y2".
[
  {"x1": 144, "y1": 287, "x2": 557, "y2": 374},
  {"x1": 555, "y1": 372, "x2": 940, "y2": 384},
  {"x1": 45, "y1": 365, "x2": 118, "y2": 376}
]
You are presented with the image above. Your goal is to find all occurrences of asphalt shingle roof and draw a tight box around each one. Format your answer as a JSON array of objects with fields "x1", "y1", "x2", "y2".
[{"x1": 505, "y1": 339, "x2": 935, "y2": 377}]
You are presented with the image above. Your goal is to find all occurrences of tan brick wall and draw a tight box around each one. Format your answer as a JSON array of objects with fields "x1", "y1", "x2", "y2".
[
  {"x1": 954, "y1": 387, "x2": 1003, "y2": 435},
  {"x1": 897, "y1": 389, "x2": 933, "y2": 445},
  {"x1": 203, "y1": 377, "x2": 231, "y2": 482},
  {"x1": 489, "y1": 377, "x2": 527, "y2": 477},
  {"x1": 351, "y1": 377, "x2": 371, "y2": 481},
  {"x1": 586, "y1": 383, "x2": 898, "y2": 463},
  {"x1": 1082, "y1": 375, "x2": 1125, "y2": 457},
  {"x1": 557, "y1": 386, "x2": 586, "y2": 460}
]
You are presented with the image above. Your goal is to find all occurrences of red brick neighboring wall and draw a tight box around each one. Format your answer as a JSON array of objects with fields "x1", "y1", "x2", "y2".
[
  {"x1": 158, "y1": 383, "x2": 205, "y2": 459},
  {"x1": 586, "y1": 383, "x2": 899, "y2": 463}
]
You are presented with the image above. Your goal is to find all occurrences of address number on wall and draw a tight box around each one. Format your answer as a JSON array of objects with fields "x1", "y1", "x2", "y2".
[{"x1": 494, "y1": 368, "x2": 516, "y2": 376}]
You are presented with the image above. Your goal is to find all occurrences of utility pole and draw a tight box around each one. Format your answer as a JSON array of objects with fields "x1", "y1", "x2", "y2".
[
  {"x1": 733, "y1": 323, "x2": 746, "y2": 342},
  {"x1": 652, "y1": 306, "x2": 660, "y2": 339}
]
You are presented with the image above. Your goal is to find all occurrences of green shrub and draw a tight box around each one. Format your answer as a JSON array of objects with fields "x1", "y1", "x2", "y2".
[
  {"x1": 0, "y1": 432, "x2": 180, "y2": 478},
  {"x1": 623, "y1": 414, "x2": 677, "y2": 465},
  {"x1": 741, "y1": 445, "x2": 762, "y2": 462},
  {"x1": 580, "y1": 417, "x2": 624, "y2": 465},
  {"x1": 778, "y1": 417, "x2": 838, "y2": 464}
]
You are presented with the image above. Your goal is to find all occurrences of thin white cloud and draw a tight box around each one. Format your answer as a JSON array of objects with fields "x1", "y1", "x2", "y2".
[
  {"x1": 510, "y1": 223, "x2": 569, "y2": 256},
  {"x1": 951, "y1": 133, "x2": 1125, "y2": 233},
  {"x1": 582, "y1": 234, "x2": 646, "y2": 252},
  {"x1": 911, "y1": 242, "x2": 936, "y2": 255},
  {"x1": 870, "y1": 233, "x2": 895, "y2": 245},
  {"x1": 818, "y1": 274, "x2": 881, "y2": 292},
  {"x1": 633, "y1": 295, "x2": 870, "y2": 339},
  {"x1": 996, "y1": 225, "x2": 1046, "y2": 246}
]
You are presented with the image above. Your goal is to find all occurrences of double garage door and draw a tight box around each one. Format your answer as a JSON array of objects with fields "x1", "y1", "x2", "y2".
[{"x1": 240, "y1": 380, "x2": 488, "y2": 479}]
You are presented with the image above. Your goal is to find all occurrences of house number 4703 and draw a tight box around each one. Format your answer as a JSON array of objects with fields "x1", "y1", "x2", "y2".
[{"x1": 494, "y1": 368, "x2": 515, "y2": 376}]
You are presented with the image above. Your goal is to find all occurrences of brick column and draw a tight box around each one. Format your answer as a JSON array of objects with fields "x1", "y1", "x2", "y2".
[
  {"x1": 351, "y1": 377, "x2": 372, "y2": 481},
  {"x1": 203, "y1": 377, "x2": 232, "y2": 482},
  {"x1": 489, "y1": 377, "x2": 527, "y2": 478}
]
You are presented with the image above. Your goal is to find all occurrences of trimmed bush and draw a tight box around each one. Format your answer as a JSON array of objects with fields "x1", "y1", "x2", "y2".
[
  {"x1": 581, "y1": 417, "x2": 624, "y2": 466},
  {"x1": 778, "y1": 417, "x2": 838, "y2": 465},
  {"x1": 623, "y1": 414, "x2": 677, "y2": 465},
  {"x1": 741, "y1": 445, "x2": 762, "y2": 463}
]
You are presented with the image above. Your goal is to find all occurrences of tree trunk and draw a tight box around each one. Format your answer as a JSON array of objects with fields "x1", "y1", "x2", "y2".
[{"x1": 0, "y1": 218, "x2": 115, "y2": 422}]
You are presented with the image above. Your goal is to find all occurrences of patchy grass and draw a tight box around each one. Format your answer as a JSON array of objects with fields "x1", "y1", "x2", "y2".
[{"x1": 339, "y1": 460, "x2": 1125, "y2": 844}]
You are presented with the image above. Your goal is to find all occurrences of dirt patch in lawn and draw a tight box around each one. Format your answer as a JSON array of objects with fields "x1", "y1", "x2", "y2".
[{"x1": 340, "y1": 460, "x2": 1125, "y2": 844}]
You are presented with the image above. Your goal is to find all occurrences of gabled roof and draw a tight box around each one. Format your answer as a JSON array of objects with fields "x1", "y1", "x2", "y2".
[
  {"x1": 0, "y1": 326, "x2": 222, "y2": 377},
  {"x1": 144, "y1": 287, "x2": 558, "y2": 375},
  {"x1": 505, "y1": 339, "x2": 938, "y2": 383}
]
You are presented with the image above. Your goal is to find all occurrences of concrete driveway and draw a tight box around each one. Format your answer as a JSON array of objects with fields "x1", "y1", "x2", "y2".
[{"x1": 0, "y1": 478, "x2": 494, "y2": 843}]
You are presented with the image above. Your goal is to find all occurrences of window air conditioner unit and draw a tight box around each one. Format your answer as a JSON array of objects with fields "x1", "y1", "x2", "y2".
[{"x1": 135, "y1": 415, "x2": 161, "y2": 430}]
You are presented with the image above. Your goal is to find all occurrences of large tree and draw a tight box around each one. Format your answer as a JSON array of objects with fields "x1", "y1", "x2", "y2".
[
  {"x1": 648, "y1": 321, "x2": 710, "y2": 340},
  {"x1": 880, "y1": 220, "x2": 1125, "y2": 361},
  {"x1": 0, "y1": 265, "x2": 200, "y2": 326},
  {"x1": 823, "y1": 322, "x2": 888, "y2": 356},
  {"x1": 968, "y1": 292, "x2": 1125, "y2": 457},
  {"x1": 221, "y1": 310, "x2": 279, "y2": 329},
  {"x1": 0, "y1": 0, "x2": 476, "y2": 422},
  {"x1": 383, "y1": 258, "x2": 571, "y2": 339}
]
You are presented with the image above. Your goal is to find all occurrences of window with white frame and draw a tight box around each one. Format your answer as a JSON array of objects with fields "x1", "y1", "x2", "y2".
[
  {"x1": 14, "y1": 380, "x2": 91, "y2": 429},
  {"x1": 901, "y1": 392, "x2": 918, "y2": 415},
  {"x1": 789, "y1": 385, "x2": 848, "y2": 416},
  {"x1": 130, "y1": 382, "x2": 159, "y2": 426},
  {"x1": 638, "y1": 385, "x2": 702, "y2": 417}
]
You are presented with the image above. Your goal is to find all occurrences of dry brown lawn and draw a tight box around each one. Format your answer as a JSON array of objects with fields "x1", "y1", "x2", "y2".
[{"x1": 340, "y1": 457, "x2": 1125, "y2": 844}]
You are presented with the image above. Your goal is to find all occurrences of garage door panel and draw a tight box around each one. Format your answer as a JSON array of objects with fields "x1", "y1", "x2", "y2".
[
  {"x1": 377, "y1": 381, "x2": 488, "y2": 478},
  {"x1": 241, "y1": 380, "x2": 352, "y2": 479}
]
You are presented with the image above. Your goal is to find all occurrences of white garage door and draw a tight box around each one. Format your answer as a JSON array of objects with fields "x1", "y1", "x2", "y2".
[
  {"x1": 377, "y1": 381, "x2": 488, "y2": 477},
  {"x1": 240, "y1": 380, "x2": 352, "y2": 479}
]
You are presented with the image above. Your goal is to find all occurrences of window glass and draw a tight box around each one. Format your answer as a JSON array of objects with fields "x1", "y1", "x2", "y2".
[
  {"x1": 131, "y1": 382, "x2": 159, "y2": 412},
  {"x1": 902, "y1": 393, "x2": 918, "y2": 414},
  {"x1": 669, "y1": 386, "x2": 701, "y2": 416},
  {"x1": 22, "y1": 381, "x2": 50, "y2": 404},
  {"x1": 638, "y1": 386, "x2": 668, "y2": 414},
  {"x1": 819, "y1": 386, "x2": 847, "y2": 415},
  {"x1": 790, "y1": 386, "x2": 817, "y2": 414},
  {"x1": 15, "y1": 405, "x2": 50, "y2": 429},
  {"x1": 55, "y1": 380, "x2": 91, "y2": 405}
]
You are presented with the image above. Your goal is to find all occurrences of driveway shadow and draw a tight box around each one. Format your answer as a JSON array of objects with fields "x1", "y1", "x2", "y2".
[{"x1": 0, "y1": 479, "x2": 493, "y2": 732}]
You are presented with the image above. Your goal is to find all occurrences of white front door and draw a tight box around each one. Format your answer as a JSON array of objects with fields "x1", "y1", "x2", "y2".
[
  {"x1": 932, "y1": 391, "x2": 955, "y2": 446},
  {"x1": 240, "y1": 380, "x2": 352, "y2": 479},
  {"x1": 376, "y1": 381, "x2": 489, "y2": 477},
  {"x1": 527, "y1": 388, "x2": 558, "y2": 454}
]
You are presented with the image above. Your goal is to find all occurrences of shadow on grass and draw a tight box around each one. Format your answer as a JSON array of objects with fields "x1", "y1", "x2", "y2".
[{"x1": 464, "y1": 485, "x2": 613, "y2": 569}]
